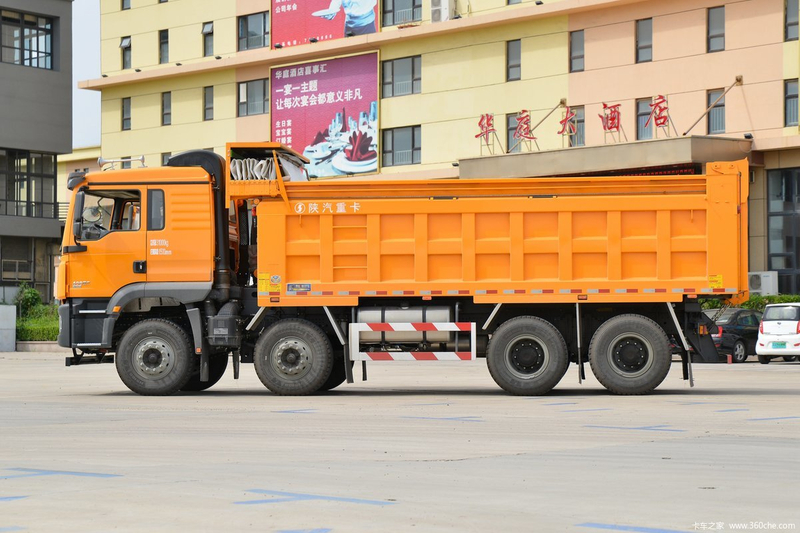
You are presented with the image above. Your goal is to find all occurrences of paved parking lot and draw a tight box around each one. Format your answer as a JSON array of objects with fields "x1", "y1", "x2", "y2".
[{"x1": 1, "y1": 352, "x2": 798, "y2": 533}]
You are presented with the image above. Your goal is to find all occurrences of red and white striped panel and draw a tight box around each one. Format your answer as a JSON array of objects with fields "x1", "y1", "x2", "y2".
[
  {"x1": 348, "y1": 322, "x2": 477, "y2": 362},
  {"x1": 354, "y1": 351, "x2": 474, "y2": 361}
]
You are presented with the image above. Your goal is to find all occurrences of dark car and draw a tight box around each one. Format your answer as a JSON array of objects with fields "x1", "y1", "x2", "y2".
[{"x1": 704, "y1": 308, "x2": 762, "y2": 363}]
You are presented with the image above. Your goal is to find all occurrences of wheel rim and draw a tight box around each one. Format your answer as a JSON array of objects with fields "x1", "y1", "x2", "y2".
[
  {"x1": 607, "y1": 333, "x2": 654, "y2": 378},
  {"x1": 734, "y1": 342, "x2": 745, "y2": 360},
  {"x1": 269, "y1": 336, "x2": 313, "y2": 381},
  {"x1": 133, "y1": 336, "x2": 175, "y2": 380},
  {"x1": 504, "y1": 334, "x2": 550, "y2": 380}
]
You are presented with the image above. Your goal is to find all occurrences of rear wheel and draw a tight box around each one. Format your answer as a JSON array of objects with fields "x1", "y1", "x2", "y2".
[
  {"x1": 254, "y1": 319, "x2": 334, "y2": 395},
  {"x1": 115, "y1": 319, "x2": 195, "y2": 396},
  {"x1": 319, "y1": 356, "x2": 353, "y2": 392},
  {"x1": 486, "y1": 316, "x2": 569, "y2": 396},
  {"x1": 782, "y1": 355, "x2": 797, "y2": 362},
  {"x1": 758, "y1": 354, "x2": 771, "y2": 364},
  {"x1": 588, "y1": 314, "x2": 671, "y2": 395},
  {"x1": 732, "y1": 340, "x2": 748, "y2": 363}
]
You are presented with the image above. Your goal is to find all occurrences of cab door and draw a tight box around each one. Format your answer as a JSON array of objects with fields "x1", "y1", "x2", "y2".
[
  {"x1": 66, "y1": 187, "x2": 147, "y2": 298},
  {"x1": 145, "y1": 184, "x2": 214, "y2": 283}
]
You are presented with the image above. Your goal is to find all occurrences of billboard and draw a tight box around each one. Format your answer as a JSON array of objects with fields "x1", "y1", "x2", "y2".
[
  {"x1": 271, "y1": 53, "x2": 379, "y2": 178},
  {"x1": 272, "y1": 0, "x2": 379, "y2": 49}
]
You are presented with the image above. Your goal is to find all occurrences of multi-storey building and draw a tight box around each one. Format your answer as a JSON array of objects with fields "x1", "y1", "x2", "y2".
[
  {"x1": 1, "y1": 0, "x2": 72, "y2": 303},
  {"x1": 84, "y1": 0, "x2": 800, "y2": 293}
]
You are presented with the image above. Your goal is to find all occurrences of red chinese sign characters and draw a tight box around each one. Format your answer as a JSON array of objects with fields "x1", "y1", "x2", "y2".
[
  {"x1": 513, "y1": 110, "x2": 537, "y2": 141},
  {"x1": 476, "y1": 113, "x2": 496, "y2": 144},
  {"x1": 646, "y1": 95, "x2": 670, "y2": 128},
  {"x1": 558, "y1": 106, "x2": 577, "y2": 136},
  {"x1": 599, "y1": 103, "x2": 621, "y2": 132}
]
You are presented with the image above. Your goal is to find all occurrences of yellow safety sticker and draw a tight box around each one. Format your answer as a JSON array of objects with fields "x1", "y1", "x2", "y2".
[{"x1": 708, "y1": 274, "x2": 723, "y2": 289}]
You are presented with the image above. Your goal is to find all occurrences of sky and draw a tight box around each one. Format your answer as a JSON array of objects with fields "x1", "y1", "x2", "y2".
[{"x1": 72, "y1": 0, "x2": 101, "y2": 148}]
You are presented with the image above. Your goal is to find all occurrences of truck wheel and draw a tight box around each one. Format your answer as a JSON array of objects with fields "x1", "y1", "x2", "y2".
[
  {"x1": 588, "y1": 314, "x2": 671, "y2": 395},
  {"x1": 732, "y1": 340, "x2": 748, "y2": 363},
  {"x1": 115, "y1": 319, "x2": 195, "y2": 396},
  {"x1": 253, "y1": 319, "x2": 334, "y2": 395},
  {"x1": 181, "y1": 354, "x2": 229, "y2": 392},
  {"x1": 319, "y1": 356, "x2": 353, "y2": 392},
  {"x1": 486, "y1": 316, "x2": 568, "y2": 395}
]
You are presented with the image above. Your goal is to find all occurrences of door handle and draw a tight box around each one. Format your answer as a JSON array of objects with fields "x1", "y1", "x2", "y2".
[{"x1": 133, "y1": 261, "x2": 147, "y2": 274}]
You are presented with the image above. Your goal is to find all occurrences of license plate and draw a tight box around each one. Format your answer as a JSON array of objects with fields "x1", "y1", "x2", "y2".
[{"x1": 772, "y1": 342, "x2": 787, "y2": 349}]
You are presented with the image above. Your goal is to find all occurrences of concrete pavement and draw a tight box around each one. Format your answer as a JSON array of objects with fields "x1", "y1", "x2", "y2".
[{"x1": 0, "y1": 352, "x2": 798, "y2": 532}]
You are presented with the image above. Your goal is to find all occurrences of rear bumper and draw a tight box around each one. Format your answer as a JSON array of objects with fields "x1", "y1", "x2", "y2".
[{"x1": 756, "y1": 334, "x2": 800, "y2": 356}]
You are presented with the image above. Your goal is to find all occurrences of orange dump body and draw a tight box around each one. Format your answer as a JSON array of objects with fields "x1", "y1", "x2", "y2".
[{"x1": 238, "y1": 152, "x2": 749, "y2": 309}]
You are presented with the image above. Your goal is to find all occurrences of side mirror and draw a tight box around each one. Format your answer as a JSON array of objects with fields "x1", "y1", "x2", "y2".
[{"x1": 72, "y1": 191, "x2": 85, "y2": 240}]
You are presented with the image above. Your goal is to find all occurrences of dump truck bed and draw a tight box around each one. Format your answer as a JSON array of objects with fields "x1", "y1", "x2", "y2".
[{"x1": 248, "y1": 160, "x2": 748, "y2": 308}]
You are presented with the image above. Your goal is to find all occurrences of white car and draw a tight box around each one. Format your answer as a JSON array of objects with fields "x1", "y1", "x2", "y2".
[{"x1": 756, "y1": 303, "x2": 800, "y2": 363}]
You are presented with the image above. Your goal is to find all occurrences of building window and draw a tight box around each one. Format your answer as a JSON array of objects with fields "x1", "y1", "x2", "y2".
[
  {"x1": 382, "y1": 126, "x2": 421, "y2": 167},
  {"x1": 161, "y1": 92, "x2": 171, "y2": 126},
  {"x1": 120, "y1": 36, "x2": 131, "y2": 69},
  {"x1": 122, "y1": 157, "x2": 131, "y2": 170},
  {"x1": 787, "y1": 0, "x2": 799, "y2": 41},
  {"x1": 767, "y1": 168, "x2": 800, "y2": 293},
  {"x1": 0, "y1": 149, "x2": 56, "y2": 219},
  {"x1": 204, "y1": 86, "x2": 214, "y2": 121},
  {"x1": 707, "y1": 89, "x2": 725, "y2": 134},
  {"x1": 238, "y1": 79, "x2": 268, "y2": 116},
  {"x1": 786, "y1": 79, "x2": 799, "y2": 127},
  {"x1": 0, "y1": 236, "x2": 33, "y2": 281},
  {"x1": 636, "y1": 18, "x2": 652, "y2": 63},
  {"x1": 507, "y1": 114, "x2": 519, "y2": 153},
  {"x1": 122, "y1": 97, "x2": 131, "y2": 130},
  {"x1": 383, "y1": 0, "x2": 422, "y2": 27},
  {"x1": 121, "y1": 0, "x2": 130, "y2": 10},
  {"x1": 159, "y1": 29, "x2": 169, "y2": 64},
  {"x1": 569, "y1": 106, "x2": 585, "y2": 147},
  {"x1": 507, "y1": 40, "x2": 521, "y2": 81},
  {"x1": 569, "y1": 30, "x2": 584, "y2": 72},
  {"x1": 0, "y1": 9, "x2": 54, "y2": 69},
  {"x1": 238, "y1": 12, "x2": 269, "y2": 51},
  {"x1": 202, "y1": 22, "x2": 214, "y2": 57},
  {"x1": 161, "y1": 153, "x2": 171, "y2": 166},
  {"x1": 508, "y1": 0, "x2": 521, "y2": 4},
  {"x1": 707, "y1": 7, "x2": 725, "y2": 53},
  {"x1": 636, "y1": 98, "x2": 653, "y2": 140},
  {"x1": 382, "y1": 56, "x2": 421, "y2": 97}
]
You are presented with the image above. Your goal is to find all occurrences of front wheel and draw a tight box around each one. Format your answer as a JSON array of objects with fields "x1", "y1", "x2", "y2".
[
  {"x1": 732, "y1": 340, "x2": 748, "y2": 363},
  {"x1": 486, "y1": 316, "x2": 569, "y2": 396},
  {"x1": 254, "y1": 319, "x2": 334, "y2": 395},
  {"x1": 588, "y1": 314, "x2": 671, "y2": 395},
  {"x1": 115, "y1": 319, "x2": 195, "y2": 396}
]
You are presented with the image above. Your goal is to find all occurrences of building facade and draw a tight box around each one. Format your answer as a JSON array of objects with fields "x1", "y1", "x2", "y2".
[
  {"x1": 85, "y1": 0, "x2": 800, "y2": 293},
  {"x1": 1, "y1": 0, "x2": 72, "y2": 303}
]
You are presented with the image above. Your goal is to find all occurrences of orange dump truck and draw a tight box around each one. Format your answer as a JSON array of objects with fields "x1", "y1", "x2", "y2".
[{"x1": 57, "y1": 142, "x2": 748, "y2": 396}]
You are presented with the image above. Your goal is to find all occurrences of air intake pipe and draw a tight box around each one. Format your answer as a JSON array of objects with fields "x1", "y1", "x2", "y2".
[{"x1": 167, "y1": 150, "x2": 233, "y2": 303}]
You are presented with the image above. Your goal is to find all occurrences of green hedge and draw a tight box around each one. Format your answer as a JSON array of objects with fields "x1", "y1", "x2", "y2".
[
  {"x1": 702, "y1": 294, "x2": 800, "y2": 313},
  {"x1": 16, "y1": 315, "x2": 59, "y2": 341}
]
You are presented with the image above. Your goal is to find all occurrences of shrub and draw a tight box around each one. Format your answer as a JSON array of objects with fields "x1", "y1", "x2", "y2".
[
  {"x1": 14, "y1": 282, "x2": 41, "y2": 318},
  {"x1": 16, "y1": 315, "x2": 59, "y2": 341},
  {"x1": 701, "y1": 294, "x2": 800, "y2": 313}
]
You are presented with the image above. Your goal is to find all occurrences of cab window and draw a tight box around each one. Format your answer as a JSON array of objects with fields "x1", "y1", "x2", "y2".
[{"x1": 79, "y1": 189, "x2": 141, "y2": 241}]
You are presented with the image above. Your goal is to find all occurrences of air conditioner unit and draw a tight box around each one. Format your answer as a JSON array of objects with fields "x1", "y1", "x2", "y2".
[
  {"x1": 431, "y1": 0, "x2": 455, "y2": 23},
  {"x1": 748, "y1": 271, "x2": 778, "y2": 296}
]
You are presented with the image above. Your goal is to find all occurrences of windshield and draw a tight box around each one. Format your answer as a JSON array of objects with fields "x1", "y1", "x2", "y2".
[{"x1": 763, "y1": 306, "x2": 800, "y2": 321}]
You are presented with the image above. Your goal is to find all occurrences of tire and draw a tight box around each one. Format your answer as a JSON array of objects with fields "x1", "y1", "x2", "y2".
[
  {"x1": 758, "y1": 354, "x2": 770, "y2": 364},
  {"x1": 253, "y1": 319, "x2": 334, "y2": 395},
  {"x1": 318, "y1": 356, "x2": 353, "y2": 392},
  {"x1": 782, "y1": 355, "x2": 797, "y2": 362},
  {"x1": 732, "y1": 340, "x2": 748, "y2": 363},
  {"x1": 181, "y1": 353, "x2": 229, "y2": 392},
  {"x1": 588, "y1": 314, "x2": 671, "y2": 395},
  {"x1": 486, "y1": 316, "x2": 569, "y2": 396},
  {"x1": 115, "y1": 319, "x2": 195, "y2": 396}
]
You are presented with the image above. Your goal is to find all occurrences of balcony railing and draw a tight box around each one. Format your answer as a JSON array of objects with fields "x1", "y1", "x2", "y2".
[{"x1": 0, "y1": 200, "x2": 66, "y2": 220}]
